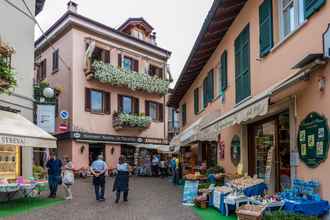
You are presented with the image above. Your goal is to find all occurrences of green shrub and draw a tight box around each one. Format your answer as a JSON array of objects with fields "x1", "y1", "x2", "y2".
[{"x1": 263, "y1": 211, "x2": 319, "y2": 220}]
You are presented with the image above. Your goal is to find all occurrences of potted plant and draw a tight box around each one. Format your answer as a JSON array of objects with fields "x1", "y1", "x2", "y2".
[{"x1": 0, "y1": 56, "x2": 16, "y2": 94}]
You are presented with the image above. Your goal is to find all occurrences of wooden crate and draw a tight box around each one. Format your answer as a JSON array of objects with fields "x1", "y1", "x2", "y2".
[
  {"x1": 236, "y1": 205, "x2": 265, "y2": 220},
  {"x1": 194, "y1": 199, "x2": 208, "y2": 209}
]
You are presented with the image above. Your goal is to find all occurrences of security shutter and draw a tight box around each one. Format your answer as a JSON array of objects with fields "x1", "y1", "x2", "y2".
[
  {"x1": 220, "y1": 50, "x2": 228, "y2": 92},
  {"x1": 304, "y1": 0, "x2": 326, "y2": 19},
  {"x1": 235, "y1": 25, "x2": 251, "y2": 103},
  {"x1": 194, "y1": 88, "x2": 199, "y2": 115},
  {"x1": 259, "y1": 0, "x2": 273, "y2": 57}
]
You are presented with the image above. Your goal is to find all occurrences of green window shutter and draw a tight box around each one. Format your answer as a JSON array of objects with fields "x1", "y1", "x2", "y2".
[
  {"x1": 304, "y1": 0, "x2": 326, "y2": 19},
  {"x1": 259, "y1": 0, "x2": 273, "y2": 57},
  {"x1": 203, "y1": 77, "x2": 208, "y2": 108},
  {"x1": 220, "y1": 50, "x2": 228, "y2": 92},
  {"x1": 235, "y1": 25, "x2": 251, "y2": 103},
  {"x1": 208, "y1": 70, "x2": 214, "y2": 102},
  {"x1": 181, "y1": 104, "x2": 187, "y2": 126},
  {"x1": 194, "y1": 88, "x2": 199, "y2": 115}
]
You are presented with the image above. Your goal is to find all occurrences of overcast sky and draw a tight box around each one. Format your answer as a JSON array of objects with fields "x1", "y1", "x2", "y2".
[{"x1": 35, "y1": 0, "x2": 214, "y2": 85}]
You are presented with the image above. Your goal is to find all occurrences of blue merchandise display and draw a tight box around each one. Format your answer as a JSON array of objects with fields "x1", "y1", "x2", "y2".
[
  {"x1": 243, "y1": 183, "x2": 267, "y2": 197},
  {"x1": 283, "y1": 199, "x2": 329, "y2": 216},
  {"x1": 182, "y1": 180, "x2": 199, "y2": 206}
]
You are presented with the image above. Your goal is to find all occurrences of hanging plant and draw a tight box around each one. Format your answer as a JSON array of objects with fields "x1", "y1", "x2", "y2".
[
  {"x1": 92, "y1": 61, "x2": 170, "y2": 96},
  {"x1": 0, "y1": 56, "x2": 16, "y2": 94}
]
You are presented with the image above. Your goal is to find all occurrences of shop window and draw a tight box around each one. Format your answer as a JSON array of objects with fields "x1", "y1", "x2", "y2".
[
  {"x1": 118, "y1": 95, "x2": 139, "y2": 114},
  {"x1": 85, "y1": 88, "x2": 110, "y2": 114},
  {"x1": 145, "y1": 100, "x2": 164, "y2": 122},
  {"x1": 279, "y1": 0, "x2": 305, "y2": 39},
  {"x1": 235, "y1": 24, "x2": 251, "y2": 103},
  {"x1": 149, "y1": 64, "x2": 163, "y2": 79},
  {"x1": 52, "y1": 49, "x2": 59, "y2": 73},
  {"x1": 0, "y1": 145, "x2": 20, "y2": 179}
]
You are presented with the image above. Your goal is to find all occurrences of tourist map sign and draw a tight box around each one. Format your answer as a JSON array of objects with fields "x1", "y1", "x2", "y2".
[{"x1": 298, "y1": 112, "x2": 329, "y2": 168}]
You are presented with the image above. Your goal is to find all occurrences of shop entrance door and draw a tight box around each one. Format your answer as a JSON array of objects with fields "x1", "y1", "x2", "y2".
[
  {"x1": 248, "y1": 111, "x2": 291, "y2": 193},
  {"x1": 89, "y1": 143, "x2": 105, "y2": 165},
  {"x1": 121, "y1": 145, "x2": 136, "y2": 166}
]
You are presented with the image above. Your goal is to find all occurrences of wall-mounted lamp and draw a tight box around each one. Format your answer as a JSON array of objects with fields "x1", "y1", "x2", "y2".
[
  {"x1": 319, "y1": 76, "x2": 326, "y2": 92},
  {"x1": 80, "y1": 145, "x2": 85, "y2": 154}
]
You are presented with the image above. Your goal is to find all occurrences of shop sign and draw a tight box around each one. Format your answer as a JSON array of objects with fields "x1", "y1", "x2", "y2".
[
  {"x1": 0, "y1": 135, "x2": 25, "y2": 146},
  {"x1": 218, "y1": 134, "x2": 225, "y2": 160},
  {"x1": 298, "y1": 112, "x2": 329, "y2": 168},
  {"x1": 60, "y1": 110, "x2": 69, "y2": 120},
  {"x1": 37, "y1": 104, "x2": 55, "y2": 133},
  {"x1": 68, "y1": 132, "x2": 167, "y2": 145},
  {"x1": 231, "y1": 135, "x2": 241, "y2": 166}
]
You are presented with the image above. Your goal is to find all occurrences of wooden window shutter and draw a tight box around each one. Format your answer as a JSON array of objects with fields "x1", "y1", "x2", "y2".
[
  {"x1": 181, "y1": 104, "x2": 186, "y2": 126},
  {"x1": 104, "y1": 50, "x2": 110, "y2": 63},
  {"x1": 304, "y1": 0, "x2": 326, "y2": 19},
  {"x1": 145, "y1": 101, "x2": 150, "y2": 116},
  {"x1": 133, "y1": 59, "x2": 139, "y2": 72},
  {"x1": 118, "y1": 95, "x2": 123, "y2": 112},
  {"x1": 203, "y1": 77, "x2": 208, "y2": 108},
  {"x1": 133, "y1": 97, "x2": 139, "y2": 114},
  {"x1": 194, "y1": 88, "x2": 199, "y2": 115},
  {"x1": 42, "y1": 59, "x2": 47, "y2": 80},
  {"x1": 259, "y1": 0, "x2": 273, "y2": 57},
  {"x1": 118, "y1": 54, "x2": 122, "y2": 68},
  {"x1": 235, "y1": 25, "x2": 251, "y2": 103},
  {"x1": 221, "y1": 50, "x2": 228, "y2": 92},
  {"x1": 104, "y1": 92, "x2": 111, "y2": 114},
  {"x1": 158, "y1": 103, "x2": 164, "y2": 122},
  {"x1": 85, "y1": 88, "x2": 91, "y2": 112}
]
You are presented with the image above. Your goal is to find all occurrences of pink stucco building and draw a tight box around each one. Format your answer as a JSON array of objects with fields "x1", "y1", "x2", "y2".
[
  {"x1": 169, "y1": 0, "x2": 330, "y2": 205},
  {"x1": 34, "y1": 2, "x2": 172, "y2": 170}
]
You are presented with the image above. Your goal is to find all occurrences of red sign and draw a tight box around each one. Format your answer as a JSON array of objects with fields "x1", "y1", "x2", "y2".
[{"x1": 59, "y1": 123, "x2": 68, "y2": 132}]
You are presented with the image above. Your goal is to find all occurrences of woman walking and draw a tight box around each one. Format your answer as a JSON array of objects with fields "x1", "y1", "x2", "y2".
[
  {"x1": 113, "y1": 155, "x2": 129, "y2": 203},
  {"x1": 62, "y1": 155, "x2": 74, "y2": 200}
]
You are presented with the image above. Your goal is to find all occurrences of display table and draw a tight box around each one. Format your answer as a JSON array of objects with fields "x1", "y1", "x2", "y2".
[
  {"x1": 210, "y1": 190, "x2": 231, "y2": 214},
  {"x1": 0, "y1": 181, "x2": 48, "y2": 201},
  {"x1": 283, "y1": 199, "x2": 329, "y2": 216},
  {"x1": 224, "y1": 194, "x2": 250, "y2": 216}
]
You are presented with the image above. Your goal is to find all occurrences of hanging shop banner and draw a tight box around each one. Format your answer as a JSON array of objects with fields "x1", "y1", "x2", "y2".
[
  {"x1": 218, "y1": 134, "x2": 225, "y2": 160},
  {"x1": 231, "y1": 135, "x2": 241, "y2": 166},
  {"x1": 37, "y1": 104, "x2": 55, "y2": 133},
  {"x1": 298, "y1": 112, "x2": 329, "y2": 168},
  {"x1": 182, "y1": 180, "x2": 199, "y2": 206}
]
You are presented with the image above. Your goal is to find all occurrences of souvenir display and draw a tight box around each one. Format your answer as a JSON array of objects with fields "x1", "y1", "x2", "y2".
[{"x1": 230, "y1": 176, "x2": 264, "y2": 189}]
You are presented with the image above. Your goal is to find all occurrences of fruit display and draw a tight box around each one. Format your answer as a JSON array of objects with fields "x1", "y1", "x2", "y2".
[{"x1": 230, "y1": 176, "x2": 264, "y2": 189}]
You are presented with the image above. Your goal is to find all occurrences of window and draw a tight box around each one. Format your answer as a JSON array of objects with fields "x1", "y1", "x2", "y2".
[
  {"x1": 235, "y1": 25, "x2": 251, "y2": 103},
  {"x1": 203, "y1": 70, "x2": 214, "y2": 108},
  {"x1": 52, "y1": 49, "x2": 59, "y2": 73},
  {"x1": 37, "y1": 59, "x2": 47, "y2": 82},
  {"x1": 181, "y1": 104, "x2": 187, "y2": 127},
  {"x1": 194, "y1": 88, "x2": 199, "y2": 115},
  {"x1": 85, "y1": 88, "x2": 110, "y2": 114},
  {"x1": 122, "y1": 56, "x2": 139, "y2": 72},
  {"x1": 149, "y1": 64, "x2": 163, "y2": 79},
  {"x1": 145, "y1": 101, "x2": 164, "y2": 121},
  {"x1": 118, "y1": 95, "x2": 139, "y2": 114},
  {"x1": 90, "y1": 46, "x2": 110, "y2": 64},
  {"x1": 279, "y1": 0, "x2": 305, "y2": 39}
]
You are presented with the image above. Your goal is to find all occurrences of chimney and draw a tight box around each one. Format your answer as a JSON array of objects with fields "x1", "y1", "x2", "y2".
[{"x1": 67, "y1": 1, "x2": 78, "y2": 13}]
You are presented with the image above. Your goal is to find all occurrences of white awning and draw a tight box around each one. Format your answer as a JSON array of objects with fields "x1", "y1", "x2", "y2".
[
  {"x1": 0, "y1": 110, "x2": 57, "y2": 148},
  {"x1": 133, "y1": 143, "x2": 173, "y2": 153}
]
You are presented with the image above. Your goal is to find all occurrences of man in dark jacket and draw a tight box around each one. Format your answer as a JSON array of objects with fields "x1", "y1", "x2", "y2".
[
  {"x1": 46, "y1": 153, "x2": 62, "y2": 198},
  {"x1": 113, "y1": 155, "x2": 129, "y2": 203}
]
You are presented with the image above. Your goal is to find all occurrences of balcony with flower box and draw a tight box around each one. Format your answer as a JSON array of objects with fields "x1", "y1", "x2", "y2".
[
  {"x1": 0, "y1": 41, "x2": 16, "y2": 94},
  {"x1": 85, "y1": 60, "x2": 170, "y2": 96},
  {"x1": 112, "y1": 112, "x2": 152, "y2": 131}
]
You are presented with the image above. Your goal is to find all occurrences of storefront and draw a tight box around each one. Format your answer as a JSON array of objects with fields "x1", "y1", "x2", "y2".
[{"x1": 0, "y1": 108, "x2": 57, "y2": 180}]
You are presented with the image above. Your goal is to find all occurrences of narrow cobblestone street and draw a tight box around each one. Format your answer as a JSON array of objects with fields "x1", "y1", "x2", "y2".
[{"x1": 3, "y1": 177, "x2": 200, "y2": 220}]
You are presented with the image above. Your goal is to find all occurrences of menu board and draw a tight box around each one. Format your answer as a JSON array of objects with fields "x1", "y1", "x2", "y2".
[
  {"x1": 298, "y1": 112, "x2": 329, "y2": 168},
  {"x1": 182, "y1": 180, "x2": 199, "y2": 205},
  {"x1": 0, "y1": 145, "x2": 19, "y2": 179}
]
